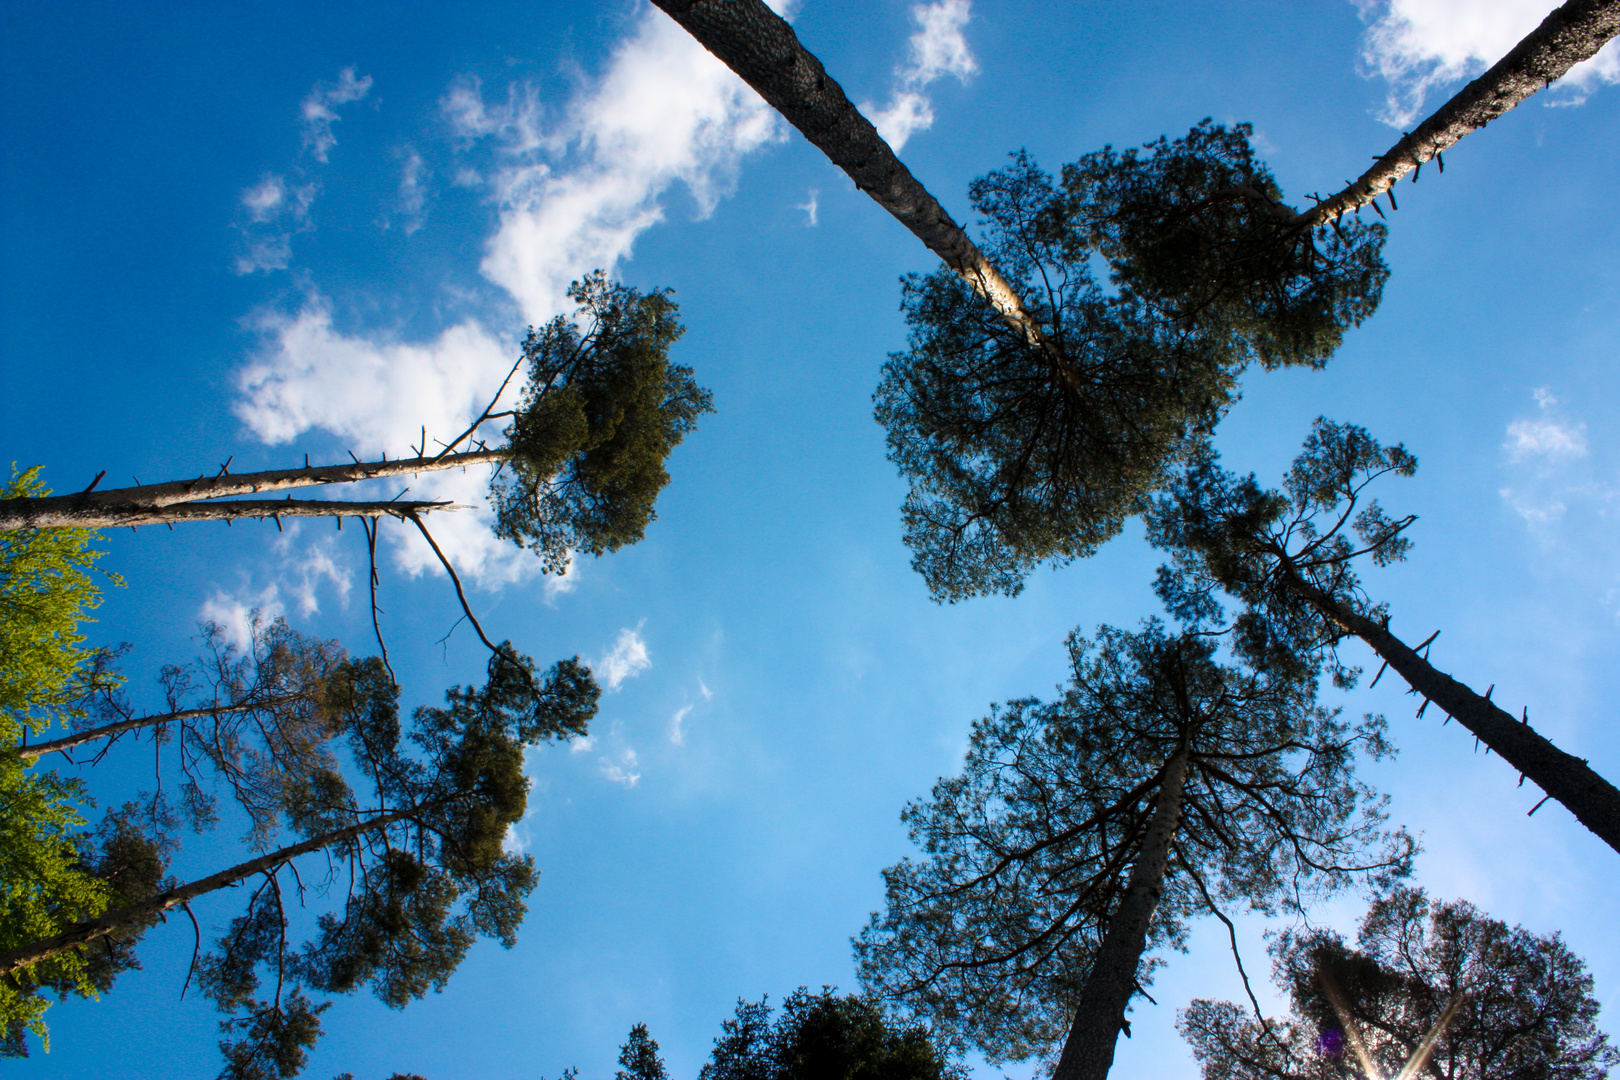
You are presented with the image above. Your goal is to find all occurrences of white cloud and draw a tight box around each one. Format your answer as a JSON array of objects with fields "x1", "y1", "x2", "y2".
[
  {"x1": 797, "y1": 187, "x2": 819, "y2": 226},
  {"x1": 302, "y1": 67, "x2": 373, "y2": 162},
  {"x1": 394, "y1": 149, "x2": 429, "y2": 233},
  {"x1": 241, "y1": 175, "x2": 287, "y2": 222},
  {"x1": 569, "y1": 734, "x2": 597, "y2": 755},
  {"x1": 1504, "y1": 386, "x2": 1588, "y2": 463},
  {"x1": 599, "y1": 745, "x2": 641, "y2": 787},
  {"x1": 199, "y1": 585, "x2": 285, "y2": 652},
  {"x1": 1358, "y1": 0, "x2": 1620, "y2": 127},
  {"x1": 235, "y1": 178, "x2": 316, "y2": 275},
  {"x1": 464, "y1": 11, "x2": 784, "y2": 324},
  {"x1": 669, "y1": 703, "x2": 694, "y2": 746},
  {"x1": 1500, "y1": 387, "x2": 1607, "y2": 527},
  {"x1": 232, "y1": 9, "x2": 784, "y2": 586},
  {"x1": 863, "y1": 0, "x2": 977, "y2": 151},
  {"x1": 594, "y1": 626, "x2": 651, "y2": 692}
]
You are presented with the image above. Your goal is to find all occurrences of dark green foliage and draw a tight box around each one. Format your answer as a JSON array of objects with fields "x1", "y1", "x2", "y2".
[
  {"x1": 1057, "y1": 121, "x2": 1388, "y2": 372},
  {"x1": 1180, "y1": 888, "x2": 1619, "y2": 1080},
  {"x1": 876, "y1": 155, "x2": 1236, "y2": 601},
  {"x1": 617, "y1": 1022, "x2": 669, "y2": 1080},
  {"x1": 493, "y1": 271, "x2": 715, "y2": 575},
  {"x1": 193, "y1": 647, "x2": 598, "y2": 1079},
  {"x1": 875, "y1": 127, "x2": 1387, "y2": 602},
  {"x1": 1146, "y1": 417, "x2": 1417, "y2": 688},
  {"x1": 701, "y1": 988, "x2": 960, "y2": 1080},
  {"x1": 856, "y1": 623, "x2": 1409, "y2": 1066},
  {"x1": 0, "y1": 806, "x2": 170, "y2": 1058}
]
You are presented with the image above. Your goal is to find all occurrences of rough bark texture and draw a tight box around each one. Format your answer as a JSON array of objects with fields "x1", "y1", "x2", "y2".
[
  {"x1": 0, "y1": 448, "x2": 503, "y2": 530},
  {"x1": 1052, "y1": 739, "x2": 1193, "y2": 1080},
  {"x1": 0, "y1": 803, "x2": 435, "y2": 976},
  {"x1": 1285, "y1": 572, "x2": 1620, "y2": 855},
  {"x1": 1303, "y1": 0, "x2": 1620, "y2": 226},
  {"x1": 647, "y1": 0, "x2": 1054, "y2": 357}
]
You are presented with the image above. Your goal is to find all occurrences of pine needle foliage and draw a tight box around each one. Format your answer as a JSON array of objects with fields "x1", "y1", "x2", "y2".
[
  {"x1": 1180, "y1": 888, "x2": 1620, "y2": 1080},
  {"x1": 856, "y1": 623, "x2": 1410, "y2": 1067},
  {"x1": 875, "y1": 126, "x2": 1387, "y2": 602},
  {"x1": 494, "y1": 272, "x2": 715, "y2": 574}
]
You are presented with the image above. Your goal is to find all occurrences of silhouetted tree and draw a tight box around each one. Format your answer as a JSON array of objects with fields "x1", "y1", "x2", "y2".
[
  {"x1": 876, "y1": 142, "x2": 1385, "y2": 600},
  {"x1": 857, "y1": 623, "x2": 1410, "y2": 1080},
  {"x1": 1180, "y1": 887, "x2": 1619, "y2": 1080},
  {"x1": 1145, "y1": 418, "x2": 1620, "y2": 854},
  {"x1": 701, "y1": 987, "x2": 960, "y2": 1080},
  {"x1": 0, "y1": 648, "x2": 598, "y2": 1078},
  {"x1": 617, "y1": 1022, "x2": 669, "y2": 1080}
]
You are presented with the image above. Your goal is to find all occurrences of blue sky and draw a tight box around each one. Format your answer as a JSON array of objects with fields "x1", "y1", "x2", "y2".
[{"x1": 4, "y1": 0, "x2": 1619, "y2": 1076}]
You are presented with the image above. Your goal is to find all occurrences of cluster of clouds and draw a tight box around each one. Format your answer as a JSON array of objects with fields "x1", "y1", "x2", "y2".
[
  {"x1": 225, "y1": 0, "x2": 976, "y2": 608},
  {"x1": 1358, "y1": 0, "x2": 1620, "y2": 126}
]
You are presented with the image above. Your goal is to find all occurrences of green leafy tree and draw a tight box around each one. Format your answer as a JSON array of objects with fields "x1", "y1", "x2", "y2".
[
  {"x1": 857, "y1": 623, "x2": 1410, "y2": 1080},
  {"x1": 1180, "y1": 887, "x2": 1619, "y2": 1080},
  {"x1": 1, "y1": 466, "x2": 121, "y2": 741},
  {"x1": 0, "y1": 467, "x2": 152, "y2": 1053},
  {"x1": 617, "y1": 1022, "x2": 670, "y2": 1080},
  {"x1": 0, "y1": 647, "x2": 598, "y2": 1078},
  {"x1": 1145, "y1": 418, "x2": 1620, "y2": 854},
  {"x1": 700, "y1": 987, "x2": 960, "y2": 1080}
]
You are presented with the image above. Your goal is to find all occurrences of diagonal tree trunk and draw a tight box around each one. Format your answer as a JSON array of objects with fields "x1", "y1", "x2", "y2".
[
  {"x1": 1052, "y1": 737, "x2": 1193, "y2": 1080},
  {"x1": 17, "y1": 701, "x2": 271, "y2": 761},
  {"x1": 1302, "y1": 0, "x2": 1620, "y2": 226},
  {"x1": 1278, "y1": 568, "x2": 1620, "y2": 855},
  {"x1": 647, "y1": 0, "x2": 1055, "y2": 359},
  {"x1": 0, "y1": 448, "x2": 502, "y2": 530},
  {"x1": 0, "y1": 801, "x2": 443, "y2": 977}
]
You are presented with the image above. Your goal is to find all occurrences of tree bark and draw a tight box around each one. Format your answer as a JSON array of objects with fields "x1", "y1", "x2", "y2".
[
  {"x1": 1052, "y1": 738, "x2": 1193, "y2": 1080},
  {"x1": 1301, "y1": 0, "x2": 1620, "y2": 227},
  {"x1": 646, "y1": 0, "x2": 1055, "y2": 358},
  {"x1": 17, "y1": 700, "x2": 304, "y2": 761},
  {"x1": 1281, "y1": 571, "x2": 1620, "y2": 855},
  {"x1": 0, "y1": 448, "x2": 504, "y2": 531},
  {"x1": 0, "y1": 802, "x2": 439, "y2": 977}
]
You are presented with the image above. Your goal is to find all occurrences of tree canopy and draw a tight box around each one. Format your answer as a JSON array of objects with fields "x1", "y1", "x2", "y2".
[
  {"x1": 856, "y1": 622, "x2": 1409, "y2": 1077},
  {"x1": 875, "y1": 133, "x2": 1387, "y2": 602},
  {"x1": 1145, "y1": 417, "x2": 1620, "y2": 853},
  {"x1": 700, "y1": 987, "x2": 960, "y2": 1080},
  {"x1": 1180, "y1": 887, "x2": 1619, "y2": 1080}
]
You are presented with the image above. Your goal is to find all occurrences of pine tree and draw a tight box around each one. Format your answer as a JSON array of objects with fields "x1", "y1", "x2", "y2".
[
  {"x1": 1180, "y1": 887, "x2": 1619, "y2": 1080},
  {"x1": 1145, "y1": 418, "x2": 1620, "y2": 854},
  {"x1": 857, "y1": 623, "x2": 1410, "y2": 1080}
]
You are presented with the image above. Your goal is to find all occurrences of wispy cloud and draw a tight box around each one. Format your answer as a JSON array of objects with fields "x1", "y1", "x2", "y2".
[
  {"x1": 232, "y1": 10, "x2": 783, "y2": 586},
  {"x1": 863, "y1": 0, "x2": 978, "y2": 151},
  {"x1": 594, "y1": 626, "x2": 651, "y2": 692},
  {"x1": 796, "y1": 188, "x2": 819, "y2": 226},
  {"x1": 235, "y1": 175, "x2": 316, "y2": 275},
  {"x1": 1357, "y1": 0, "x2": 1620, "y2": 127},
  {"x1": 1500, "y1": 387, "x2": 1607, "y2": 526},
  {"x1": 599, "y1": 745, "x2": 641, "y2": 787},
  {"x1": 392, "y1": 149, "x2": 429, "y2": 234},
  {"x1": 669, "y1": 703, "x2": 694, "y2": 746},
  {"x1": 302, "y1": 67, "x2": 373, "y2": 162}
]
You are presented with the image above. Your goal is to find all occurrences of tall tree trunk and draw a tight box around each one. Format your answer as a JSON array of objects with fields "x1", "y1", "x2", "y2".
[
  {"x1": 0, "y1": 448, "x2": 504, "y2": 530},
  {"x1": 1052, "y1": 738, "x2": 1193, "y2": 1080},
  {"x1": 16, "y1": 700, "x2": 304, "y2": 761},
  {"x1": 1302, "y1": 0, "x2": 1620, "y2": 227},
  {"x1": 647, "y1": 0, "x2": 1055, "y2": 359},
  {"x1": 0, "y1": 802, "x2": 439, "y2": 977},
  {"x1": 1280, "y1": 570, "x2": 1620, "y2": 855}
]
